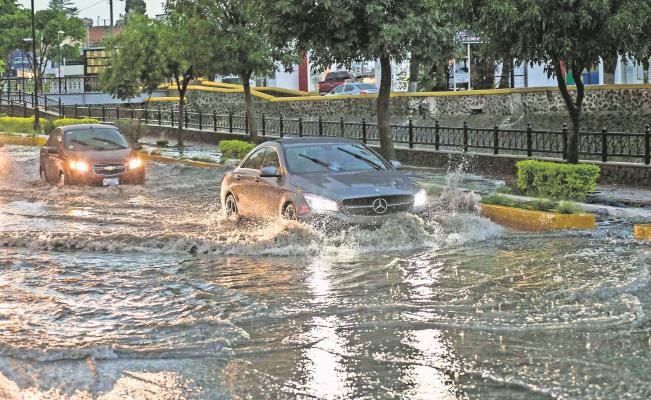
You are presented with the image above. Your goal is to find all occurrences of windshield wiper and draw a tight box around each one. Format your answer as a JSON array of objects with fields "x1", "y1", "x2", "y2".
[
  {"x1": 298, "y1": 154, "x2": 338, "y2": 171},
  {"x1": 70, "y1": 139, "x2": 104, "y2": 150},
  {"x1": 91, "y1": 137, "x2": 127, "y2": 149},
  {"x1": 337, "y1": 147, "x2": 383, "y2": 170}
]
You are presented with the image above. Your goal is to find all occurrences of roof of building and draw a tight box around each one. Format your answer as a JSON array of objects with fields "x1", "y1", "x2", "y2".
[{"x1": 85, "y1": 26, "x2": 123, "y2": 48}]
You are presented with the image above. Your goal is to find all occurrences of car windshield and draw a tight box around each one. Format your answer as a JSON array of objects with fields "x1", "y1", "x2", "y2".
[
  {"x1": 284, "y1": 143, "x2": 388, "y2": 174},
  {"x1": 64, "y1": 128, "x2": 129, "y2": 151}
]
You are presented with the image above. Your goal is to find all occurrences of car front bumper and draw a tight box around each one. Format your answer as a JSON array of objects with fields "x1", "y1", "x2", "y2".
[{"x1": 67, "y1": 167, "x2": 145, "y2": 185}]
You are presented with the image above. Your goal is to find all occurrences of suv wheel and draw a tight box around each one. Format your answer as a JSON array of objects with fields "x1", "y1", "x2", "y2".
[
  {"x1": 57, "y1": 171, "x2": 66, "y2": 186},
  {"x1": 282, "y1": 203, "x2": 297, "y2": 220},
  {"x1": 224, "y1": 194, "x2": 238, "y2": 216}
]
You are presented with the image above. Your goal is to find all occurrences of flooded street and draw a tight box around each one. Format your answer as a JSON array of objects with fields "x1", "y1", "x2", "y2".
[{"x1": 0, "y1": 145, "x2": 649, "y2": 399}]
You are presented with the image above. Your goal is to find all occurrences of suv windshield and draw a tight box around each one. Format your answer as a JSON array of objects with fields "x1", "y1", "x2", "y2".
[
  {"x1": 64, "y1": 128, "x2": 129, "y2": 151},
  {"x1": 284, "y1": 143, "x2": 388, "y2": 174}
]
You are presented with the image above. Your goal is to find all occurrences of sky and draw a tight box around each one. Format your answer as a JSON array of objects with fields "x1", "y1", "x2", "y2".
[{"x1": 18, "y1": 0, "x2": 165, "y2": 24}]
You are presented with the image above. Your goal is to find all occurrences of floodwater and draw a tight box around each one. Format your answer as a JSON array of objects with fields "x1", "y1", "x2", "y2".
[{"x1": 0, "y1": 145, "x2": 649, "y2": 399}]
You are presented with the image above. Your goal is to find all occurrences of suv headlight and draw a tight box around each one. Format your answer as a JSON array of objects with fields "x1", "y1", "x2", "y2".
[
  {"x1": 128, "y1": 158, "x2": 143, "y2": 169},
  {"x1": 69, "y1": 160, "x2": 89, "y2": 172},
  {"x1": 304, "y1": 193, "x2": 338, "y2": 212},
  {"x1": 413, "y1": 189, "x2": 427, "y2": 208}
]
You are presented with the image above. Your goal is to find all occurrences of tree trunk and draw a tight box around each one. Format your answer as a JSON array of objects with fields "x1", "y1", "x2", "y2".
[
  {"x1": 499, "y1": 57, "x2": 512, "y2": 88},
  {"x1": 554, "y1": 60, "x2": 584, "y2": 164},
  {"x1": 602, "y1": 53, "x2": 618, "y2": 84},
  {"x1": 377, "y1": 55, "x2": 396, "y2": 161},
  {"x1": 241, "y1": 73, "x2": 258, "y2": 142},
  {"x1": 642, "y1": 58, "x2": 650, "y2": 84},
  {"x1": 408, "y1": 56, "x2": 419, "y2": 92},
  {"x1": 177, "y1": 85, "x2": 186, "y2": 148}
]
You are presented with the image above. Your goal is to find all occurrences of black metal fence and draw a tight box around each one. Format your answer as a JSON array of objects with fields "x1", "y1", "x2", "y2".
[{"x1": 1, "y1": 93, "x2": 649, "y2": 165}]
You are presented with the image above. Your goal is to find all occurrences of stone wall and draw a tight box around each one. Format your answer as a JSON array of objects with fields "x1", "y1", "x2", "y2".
[{"x1": 181, "y1": 85, "x2": 650, "y2": 132}]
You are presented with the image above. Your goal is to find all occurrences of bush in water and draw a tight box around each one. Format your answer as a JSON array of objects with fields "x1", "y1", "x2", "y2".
[
  {"x1": 516, "y1": 160, "x2": 600, "y2": 201},
  {"x1": 219, "y1": 140, "x2": 255, "y2": 160},
  {"x1": 0, "y1": 116, "x2": 48, "y2": 135},
  {"x1": 113, "y1": 120, "x2": 148, "y2": 144},
  {"x1": 53, "y1": 118, "x2": 101, "y2": 127}
]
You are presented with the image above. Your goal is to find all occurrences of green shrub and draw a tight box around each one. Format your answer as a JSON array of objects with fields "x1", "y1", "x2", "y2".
[
  {"x1": 219, "y1": 140, "x2": 255, "y2": 160},
  {"x1": 480, "y1": 194, "x2": 516, "y2": 208},
  {"x1": 555, "y1": 201, "x2": 579, "y2": 215},
  {"x1": 516, "y1": 160, "x2": 600, "y2": 201},
  {"x1": 530, "y1": 198, "x2": 555, "y2": 212},
  {"x1": 53, "y1": 117, "x2": 101, "y2": 127},
  {"x1": 0, "y1": 116, "x2": 47, "y2": 134},
  {"x1": 156, "y1": 139, "x2": 169, "y2": 147},
  {"x1": 42, "y1": 119, "x2": 55, "y2": 135},
  {"x1": 113, "y1": 120, "x2": 148, "y2": 144}
]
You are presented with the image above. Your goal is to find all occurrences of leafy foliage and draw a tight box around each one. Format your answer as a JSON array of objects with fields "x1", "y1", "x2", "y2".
[
  {"x1": 113, "y1": 120, "x2": 148, "y2": 144},
  {"x1": 125, "y1": 0, "x2": 147, "y2": 15},
  {"x1": 0, "y1": 116, "x2": 47, "y2": 134},
  {"x1": 516, "y1": 160, "x2": 600, "y2": 201},
  {"x1": 53, "y1": 118, "x2": 101, "y2": 127},
  {"x1": 480, "y1": 193, "x2": 580, "y2": 215},
  {"x1": 219, "y1": 140, "x2": 255, "y2": 160}
]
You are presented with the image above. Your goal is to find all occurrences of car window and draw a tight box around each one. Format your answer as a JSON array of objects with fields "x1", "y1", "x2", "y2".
[
  {"x1": 241, "y1": 147, "x2": 265, "y2": 170},
  {"x1": 343, "y1": 85, "x2": 354, "y2": 92},
  {"x1": 46, "y1": 130, "x2": 59, "y2": 146},
  {"x1": 355, "y1": 83, "x2": 376, "y2": 90},
  {"x1": 261, "y1": 147, "x2": 280, "y2": 169},
  {"x1": 64, "y1": 128, "x2": 129, "y2": 151},
  {"x1": 334, "y1": 85, "x2": 344, "y2": 94},
  {"x1": 284, "y1": 143, "x2": 388, "y2": 174}
]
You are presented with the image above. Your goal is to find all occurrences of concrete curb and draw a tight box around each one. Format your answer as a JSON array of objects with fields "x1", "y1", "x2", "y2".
[
  {"x1": 138, "y1": 152, "x2": 220, "y2": 168},
  {"x1": 480, "y1": 204, "x2": 596, "y2": 231},
  {"x1": 634, "y1": 224, "x2": 651, "y2": 240}
]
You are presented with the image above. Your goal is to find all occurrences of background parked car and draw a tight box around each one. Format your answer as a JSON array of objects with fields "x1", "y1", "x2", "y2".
[
  {"x1": 325, "y1": 83, "x2": 379, "y2": 96},
  {"x1": 318, "y1": 71, "x2": 354, "y2": 94}
]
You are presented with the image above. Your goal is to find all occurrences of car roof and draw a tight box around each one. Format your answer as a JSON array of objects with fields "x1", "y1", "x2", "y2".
[
  {"x1": 60, "y1": 124, "x2": 116, "y2": 132},
  {"x1": 272, "y1": 137, "x2": 359, "y2": 146}
]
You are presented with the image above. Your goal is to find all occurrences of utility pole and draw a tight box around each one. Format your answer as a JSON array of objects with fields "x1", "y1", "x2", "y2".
[
  {"x1": 30, "y1": 0, "x2": 39, "y2": 131},
  {"x1": 109, "y1": 0, "x2": 114, "y2": 26}
]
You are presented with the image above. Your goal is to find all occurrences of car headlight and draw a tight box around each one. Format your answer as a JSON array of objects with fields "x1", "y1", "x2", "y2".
[
  {"x1": 413, "y1": 189, "x2": 427, "y2": 208},
  {"x1": 304, "y1": 193, "x2": 338, "y2": 213},
  {"x1": 128, "y1": 158, "x2": 143, "y2": 169},
  {"x1": 69, "y1": 160, "x2": 89, "y2": 172}
]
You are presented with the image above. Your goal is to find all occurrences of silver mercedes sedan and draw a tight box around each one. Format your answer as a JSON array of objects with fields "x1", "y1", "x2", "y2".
[{"x1": 220, "y1": 137, "x2": 427, "y2": 225}]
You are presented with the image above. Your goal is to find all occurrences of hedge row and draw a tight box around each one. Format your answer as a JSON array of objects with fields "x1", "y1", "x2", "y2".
[
  {"x1": 53, "y1": 118, "x2": 101, "y2": 128},
  {"x1": 0, "y1": 116, "x2": 48, "y2": 134},
  {"x1": 516, "y1": 160, "x2": 600, "y2": 201},
  {"x1": 219, "y1": 140, "x2": 255, "y2": 160}
]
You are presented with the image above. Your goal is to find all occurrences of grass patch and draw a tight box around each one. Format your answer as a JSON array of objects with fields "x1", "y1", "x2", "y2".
[{"x1": 480, "y1": 194, "x2": 581, "y2": 214}]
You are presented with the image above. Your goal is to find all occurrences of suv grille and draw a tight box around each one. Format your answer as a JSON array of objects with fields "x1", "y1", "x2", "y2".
[
  {"x1": 342, "y1": 194, "x2": 414, "y2": 216},
  {"x1": 93, "y1": 163, "x2": 126, "y2": 176}
]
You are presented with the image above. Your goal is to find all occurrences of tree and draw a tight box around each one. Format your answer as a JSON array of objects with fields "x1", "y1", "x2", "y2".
[
  {"x1": 13, "y1": 9, "x2": 84, "y2": 79},
  {"x1": 101, "y1": 13, "x2": 213, "y2": 147},
  {"x1": 464, "y1": 0, "x2": 643, "y2": 164},
  {"x1": 0, "y1": 0, "x2": 27, "y2": 75},
  {"x1": 271, "y1": 0, "x2": 451, "y2": 160},
  {"x1": 169, "y1": 0, "x2": 295, "y2": 142},
  {"x1": 125, "y1": 0, "x2": 147, "y2": 15},
  {"x1": 48, "y1": 0, "x2": 78, "y2": 15}
]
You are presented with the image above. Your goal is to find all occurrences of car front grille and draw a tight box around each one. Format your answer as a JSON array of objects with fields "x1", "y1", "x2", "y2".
[
  {"x1": 93, "y1": 163, "x2": 126, "y2": 176},
  {"x1": 342, "y1": 194, "x2": 414, "y2": 216}
]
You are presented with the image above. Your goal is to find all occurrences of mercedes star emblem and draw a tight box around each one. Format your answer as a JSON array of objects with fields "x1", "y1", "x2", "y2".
[{"x1": 372, "y1": 198, "x2": 388, "y2": 214}]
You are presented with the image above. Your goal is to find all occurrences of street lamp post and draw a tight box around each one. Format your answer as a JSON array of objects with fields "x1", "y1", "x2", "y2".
[
  {"x1": 58, "y1": 30, "x2": 64, "y2": 69},
  {"x1": 30, "y1": 0, "x2": 39, "y2": 131}
]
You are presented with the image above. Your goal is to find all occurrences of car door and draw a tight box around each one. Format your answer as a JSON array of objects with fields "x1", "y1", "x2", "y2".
[
  {"x1": 255, "y1": 147, "x2": 284, "y2": 216},
  {"x1": 232, "y1": 147, "x2": 265, "y2": 216},
  {"x1": 343, "y1": 84, "x2": 355, "y2": 95},
  {"x1": 41, "y1": 129, "x2": 62, "y2": 181}
]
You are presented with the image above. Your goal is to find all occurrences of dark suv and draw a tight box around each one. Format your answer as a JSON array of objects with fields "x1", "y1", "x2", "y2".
[{"x1": 40, "y1": 124, "x2": 145, "y2": 186}]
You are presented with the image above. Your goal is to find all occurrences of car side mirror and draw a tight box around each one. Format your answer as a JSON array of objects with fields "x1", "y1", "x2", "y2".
[
  {"x1": 260, "y1": 166, "x2": 281, "y2": 177},
  {"x1": 46, "y1": 147, "x2": 59, "y2": 155},
  {"x1": 390, "y1": 160, "x2": 402, "y2": 169},
  {"x1": 132, "y1": 143, "x2": 143, "y2": 150}
]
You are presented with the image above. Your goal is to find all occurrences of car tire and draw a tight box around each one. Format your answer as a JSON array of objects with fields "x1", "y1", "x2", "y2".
[
  {"x1": 282, "y1": 203, "x2": 297, "y2": 220},
  {"x1": 224, "y1": 194, "x2": 239, "y2": 217},
  {"x1": 57, "y1": 171, "x2": 67, "y2": 186},
  {"x1": 39, "y1": 166, "x2": 47, "y2": 182}
]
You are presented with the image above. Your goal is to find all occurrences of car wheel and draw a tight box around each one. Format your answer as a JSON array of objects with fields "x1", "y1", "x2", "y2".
[
  {"x1": 282, "y1": 203, "x2": 297, "y2": 220},
  {"x1": 224, "y1": 194, "x2": 239, "y2": 217},
  {"x1": 57, "y1": 171, "x2": 66, "y2": 186},
  {"x1": 39, "y1": 166, "x2": 47, "y2": 182}
]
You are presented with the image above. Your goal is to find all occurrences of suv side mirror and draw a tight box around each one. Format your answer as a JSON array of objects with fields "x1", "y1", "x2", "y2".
[
  {"x1": 132, "y1": 143, "x2": 143, "y2": 150},
  {"x1": 390, "y1": 160, "x2": 402, "y2": 170},
  {"x1": 260, "y1": 166, "x2": 281, "y2": 177},
  {"x1": 46, "y1": 147, "x2": 60, "y2": 155}
]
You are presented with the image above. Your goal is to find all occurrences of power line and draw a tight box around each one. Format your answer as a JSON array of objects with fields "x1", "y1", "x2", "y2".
[{"x1": 78, "y1": 0, "x2": 108, "y2": 13}]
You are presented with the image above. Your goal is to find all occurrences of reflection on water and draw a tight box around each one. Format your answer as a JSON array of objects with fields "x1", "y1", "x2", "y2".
[{"x1": 0, "y1": 145, "x2": 649, "y2": 399}]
